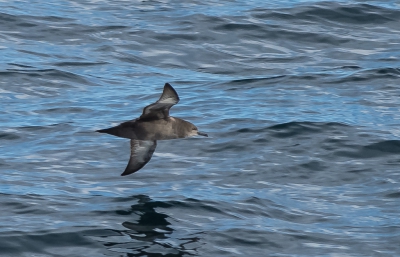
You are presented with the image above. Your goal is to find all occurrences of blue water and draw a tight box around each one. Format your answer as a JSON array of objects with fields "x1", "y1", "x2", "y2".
[{"x1": 1, "y1": 0, "x2": 400, "y2": 256}]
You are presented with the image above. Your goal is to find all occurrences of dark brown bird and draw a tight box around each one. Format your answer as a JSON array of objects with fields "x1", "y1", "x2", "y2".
[{"x1": 97, "y1": 83, "x2": 208, "y2": 176}]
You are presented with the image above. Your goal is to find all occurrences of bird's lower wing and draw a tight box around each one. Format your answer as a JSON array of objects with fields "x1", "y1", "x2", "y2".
[{"x1": 121, "y1": 140, "x2": 157, "y2": 176}]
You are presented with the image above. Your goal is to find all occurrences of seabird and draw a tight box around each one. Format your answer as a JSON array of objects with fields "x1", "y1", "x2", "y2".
[{"x1": 97, "y1": 83, "x2": 208, "y2": 176}]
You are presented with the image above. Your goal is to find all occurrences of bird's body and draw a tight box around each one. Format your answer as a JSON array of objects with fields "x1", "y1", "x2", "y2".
[
  {"x1": 97, "y1": 83, "x2": 207, "y2": 176},
  {"x1": 98, "y1": 116, "x2": 197, "y2": 141}
]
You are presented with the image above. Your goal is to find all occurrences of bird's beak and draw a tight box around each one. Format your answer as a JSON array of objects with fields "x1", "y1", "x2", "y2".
[{"x1": 197, "y1": 131, "x2": 208, "y2": 137}]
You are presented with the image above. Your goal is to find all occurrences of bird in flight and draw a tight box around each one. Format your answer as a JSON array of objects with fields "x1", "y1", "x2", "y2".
[{"x1": 97, "y1": 83, "x2": 208, "y2": 176}]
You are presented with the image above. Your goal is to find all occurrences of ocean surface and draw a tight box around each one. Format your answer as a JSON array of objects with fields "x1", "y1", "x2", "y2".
[{"x1": 1, "y1": 0, "x2": 400, "y2": 256}]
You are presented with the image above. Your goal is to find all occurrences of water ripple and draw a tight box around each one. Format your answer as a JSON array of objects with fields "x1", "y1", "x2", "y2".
[{"x1": 1, "y1": 0, "x2": 400, "y2": 256}]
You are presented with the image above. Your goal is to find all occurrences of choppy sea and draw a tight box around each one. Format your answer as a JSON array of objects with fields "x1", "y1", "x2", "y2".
[{"x1": 1, "y1": 0, "x2": 400, "y2": 256}]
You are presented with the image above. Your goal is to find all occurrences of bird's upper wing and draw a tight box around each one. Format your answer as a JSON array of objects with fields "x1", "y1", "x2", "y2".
[
  {"x1": 121, "y1": 140, "x2": 157, "y2": 176},
  {"x1": 139, "y1": 83, "x2": 180, "y2": 120}
]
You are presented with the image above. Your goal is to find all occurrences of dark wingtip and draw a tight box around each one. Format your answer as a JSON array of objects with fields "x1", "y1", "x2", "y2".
[
  {"x1": 121, "y1": 163, "x2": 143, "y2": 176},
  {"x1": 121, "y1": 168, "x2": 134, "y2": 176},
  {"x1": 164, "y1": 82, "x2": 178, "y2": 94},
  {"x1": 121, "y1": 168, "x2": 139, "y2": 176},
  {"x1": 161, "y1": 82, "x2": 180, "y2": 102},
  {"x1": 163, "y1": 83, "x2": 171, "y2": 91}
]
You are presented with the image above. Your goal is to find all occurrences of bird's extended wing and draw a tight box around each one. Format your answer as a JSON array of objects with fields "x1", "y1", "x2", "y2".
[
  {"x1": 121, "y1": 140, "x2": 157, "y2": 176},
  {"x1": 139, "y1": 83, "x2": 179, "y2": 120}
]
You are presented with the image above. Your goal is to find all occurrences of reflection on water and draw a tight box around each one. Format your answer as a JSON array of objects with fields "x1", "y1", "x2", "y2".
[{"x1": 103, "y1": 195, "x2": 201, "y2": 256}]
